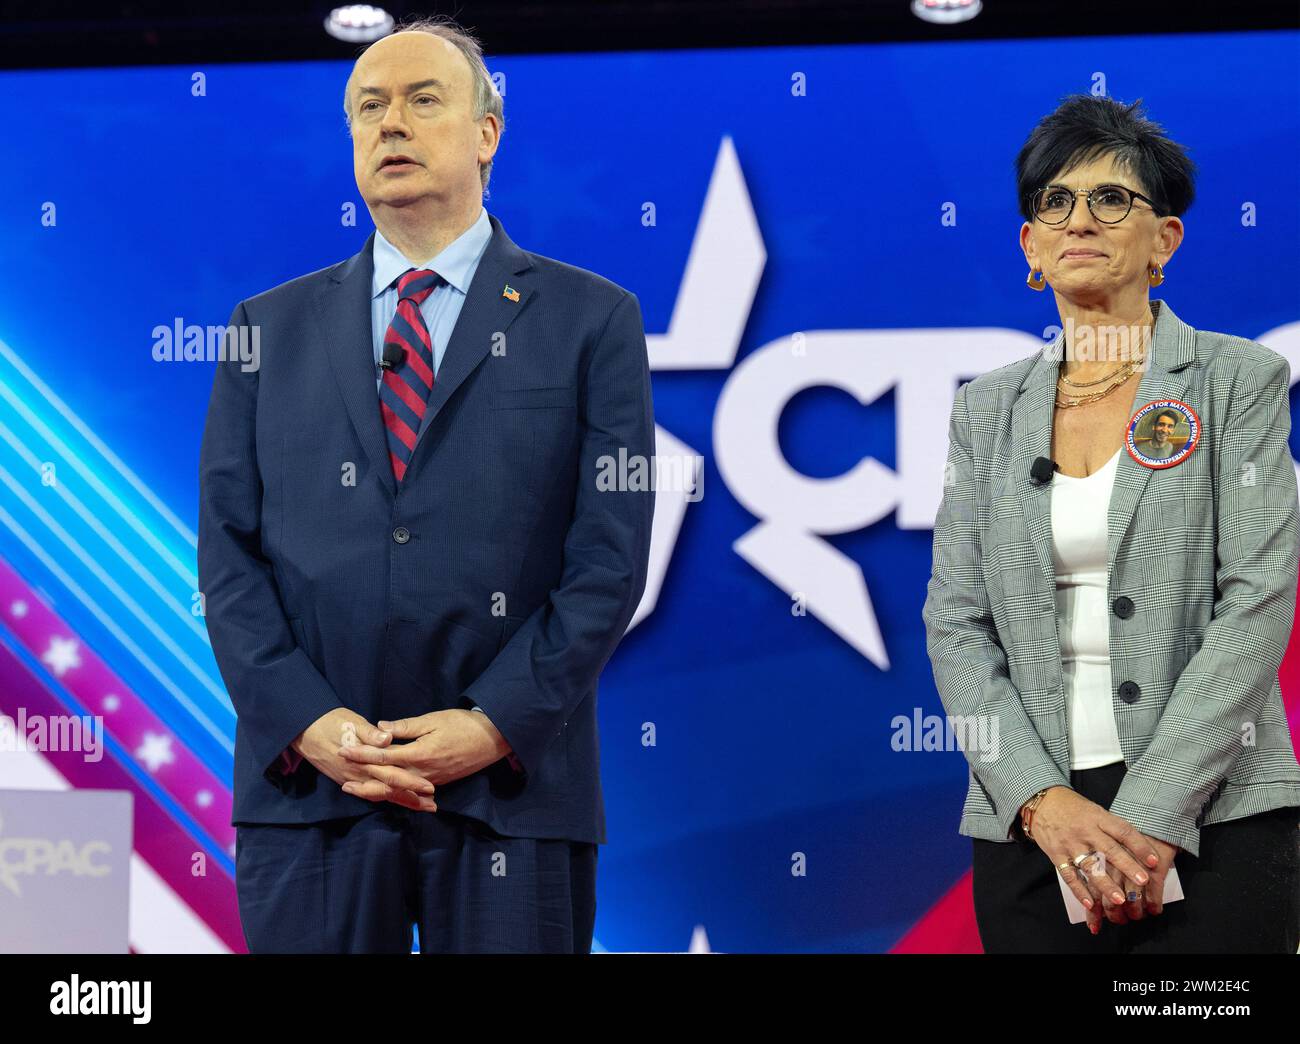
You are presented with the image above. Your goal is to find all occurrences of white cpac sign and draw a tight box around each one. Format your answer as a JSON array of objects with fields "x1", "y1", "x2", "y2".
[
  {"x1": 628, "y1": 137, "x2": 1300, "y2": 671},
  {"x1": 0, "y1": 813, "x2": 113, "y2": 897}
]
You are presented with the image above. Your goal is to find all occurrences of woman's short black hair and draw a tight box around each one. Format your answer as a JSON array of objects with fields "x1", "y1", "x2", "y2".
[{"x1": 1015, "y1": 95, "x2": 1196, "y2": 223}]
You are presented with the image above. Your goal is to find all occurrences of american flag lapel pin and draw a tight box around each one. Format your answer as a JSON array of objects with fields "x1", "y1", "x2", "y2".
[{"x1": 502, "y1": 284, "x2": 521, "y2": 302}]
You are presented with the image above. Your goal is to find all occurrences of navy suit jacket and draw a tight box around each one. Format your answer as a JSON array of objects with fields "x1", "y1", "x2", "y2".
[{"x1": 198, "y1": 214, "x2": 655, "y2": 843}]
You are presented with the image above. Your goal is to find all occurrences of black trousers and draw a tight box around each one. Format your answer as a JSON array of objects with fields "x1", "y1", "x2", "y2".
[
  {"x1": 236, "y1": 805, "x2": 598, "y2": 954},
  {"x1": 972, "y1": 761, "x2": 1300, "y2": 953}
]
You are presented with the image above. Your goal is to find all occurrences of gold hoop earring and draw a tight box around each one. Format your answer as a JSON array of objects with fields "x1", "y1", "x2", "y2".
[
  {"x1": 1148, "y1": 262, "x2": 1165, "y2": 287},
  {"x1": 1026, "y1": 269, "x2": 1046, "y2": 291}
]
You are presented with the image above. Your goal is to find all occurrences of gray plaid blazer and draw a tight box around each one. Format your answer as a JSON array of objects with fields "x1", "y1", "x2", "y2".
[{"x1": 923, "y1": 298, "x2": 1300, "y2": 855}]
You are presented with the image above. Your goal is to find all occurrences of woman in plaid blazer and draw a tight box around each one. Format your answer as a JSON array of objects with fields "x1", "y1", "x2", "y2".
[{"x1": 923, "y1": 95, "x2": 1300, "y2": 953}]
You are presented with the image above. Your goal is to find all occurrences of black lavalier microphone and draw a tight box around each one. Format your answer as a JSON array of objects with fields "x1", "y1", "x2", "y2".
[
  {"x1": 380, "y1": 344, "x2": 405, "y2": 371},
  {"x1": 1030, "y1": 457, "x2": 1059, "y2": 485}
]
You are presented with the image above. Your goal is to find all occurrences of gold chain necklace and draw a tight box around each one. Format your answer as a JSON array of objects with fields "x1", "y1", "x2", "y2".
[
  {"x1": 1060, "y1": 361, "x2": 1134, "y2": 388},
  {"x1": 1055, "y1": 356, "x2": 1144, "y2": 408}
]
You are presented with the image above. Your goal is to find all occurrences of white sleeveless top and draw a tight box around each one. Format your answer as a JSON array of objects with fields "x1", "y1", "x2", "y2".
[{"x1": 1049, "y1": 448, "x2": 1126, "y2": 770}]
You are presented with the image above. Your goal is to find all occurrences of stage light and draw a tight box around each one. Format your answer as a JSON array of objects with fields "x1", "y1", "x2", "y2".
[
  {"x1": 910, "y1": 0, "x2": 983, "y2": 25},
  {"x1": 324, "y1": 5, "x2": 395, "y2": 43}
]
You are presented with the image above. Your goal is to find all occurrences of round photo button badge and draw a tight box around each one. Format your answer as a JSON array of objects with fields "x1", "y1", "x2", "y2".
[{"x1": 1126, "y1": 399, "x2": 1200, "y2": 469}]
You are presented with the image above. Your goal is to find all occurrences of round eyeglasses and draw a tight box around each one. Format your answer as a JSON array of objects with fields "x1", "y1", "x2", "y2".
[{"x1": 1030, "y1": 184, "x2": 1162, "y2": 225}]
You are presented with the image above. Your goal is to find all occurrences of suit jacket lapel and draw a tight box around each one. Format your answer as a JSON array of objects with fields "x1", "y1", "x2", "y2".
[
  {"x1": 315, "y1": 230, "x2": 396, "y2": 499},
  {"x1": 1106, "y1": 298, "x2": 1196, "y2": 566},
  {"x1": 410, "y1": 213, "x2": 535, "y2": 458},
  {"x1": 1010, "y1": 340, "x2": 1060, "y2": 589},
  {"x1": 1010, "y1": 298, "x2": 1197, "y2": 591}
]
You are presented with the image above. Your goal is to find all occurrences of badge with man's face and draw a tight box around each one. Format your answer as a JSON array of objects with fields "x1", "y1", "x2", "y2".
[{"x1": 1126, "y1": 399, "x2": 1200, "y2": 469}]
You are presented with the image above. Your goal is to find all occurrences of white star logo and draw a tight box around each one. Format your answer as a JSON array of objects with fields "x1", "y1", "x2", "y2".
[
  {"x1": 135, "y1": 732, "x2": 176, "y2": 773},
  {"x1": 9, "y1": 600, "x2": 28, "y2": 618},
  {"x1": 630, "y1": 137, "x2": 888, "y2": 668},
  {"x1": 41, "y1": 635, "x2": 81, "y2": 676}
]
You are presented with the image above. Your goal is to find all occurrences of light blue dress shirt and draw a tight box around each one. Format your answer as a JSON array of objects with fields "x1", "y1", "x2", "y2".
[{"x1": 370, "y1": 206, "x2": 493, "y2": 440}]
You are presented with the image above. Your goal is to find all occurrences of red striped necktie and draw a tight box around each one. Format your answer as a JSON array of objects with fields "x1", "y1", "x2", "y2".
[{"x1": 379, "y1": 268, "x2": 443, "y2": 482}]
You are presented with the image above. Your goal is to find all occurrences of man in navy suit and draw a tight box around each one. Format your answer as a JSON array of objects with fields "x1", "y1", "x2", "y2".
[{"x1": 198, "y1": 18, "x2": 654, "y2": 953}]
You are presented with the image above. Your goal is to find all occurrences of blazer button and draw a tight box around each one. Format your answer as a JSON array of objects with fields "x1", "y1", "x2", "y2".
[
  {"x1": 392, "y1": 526, "x2": 410, "y2": 544},
  {"x1": 1112, "y1": 596, "x2": 1135, "y2": 619},
  {"x1": 1118, "y1": 681, "x2": 1141, "y2": 703}
]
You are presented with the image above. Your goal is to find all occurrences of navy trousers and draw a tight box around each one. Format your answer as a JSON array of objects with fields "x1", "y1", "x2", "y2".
[
  {"x1": 972, "y1": 760, "x2": 1300, "y2": 954},
  {"x1": 235, "y1": 806, "x2": 597, "y2": 953}
]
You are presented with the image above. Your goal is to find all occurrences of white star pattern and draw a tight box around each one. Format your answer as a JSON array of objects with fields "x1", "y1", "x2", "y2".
[
  {"x1": 103, "y1": 694, "x2": 120, "y2": 712},
  {"x1": 195, "y1": 790, "x2": 213, "y2": 808},
  {"x1": 9, "y1": 600, "x2": 27, "y2": 618},
  {"x1": 41, "y1": 635, "x2": 81, "y2": 676},
  {"x1": 135, "y1": 732, "x2": 176, "y2": 773}
]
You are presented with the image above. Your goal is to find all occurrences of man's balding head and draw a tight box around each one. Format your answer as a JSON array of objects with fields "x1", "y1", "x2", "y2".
[{"x1": 346, "y1": 19, "x2": 503, "y2": 220}]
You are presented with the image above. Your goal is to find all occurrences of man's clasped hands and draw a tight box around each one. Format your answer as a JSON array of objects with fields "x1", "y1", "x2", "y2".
[{"x1": 290, "y1": 706, "x2": 512, "y2": 813}]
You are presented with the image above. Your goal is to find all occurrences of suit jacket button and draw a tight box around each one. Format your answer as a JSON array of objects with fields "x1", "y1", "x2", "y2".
[
  {"x1": 1112, "y1": 596, "x2": 1135, "y2": 619},
  {"x1": 393, "y1": 526, "x2": 410, "y2": 544},
  {"x1": 1118, "y1": 681, "x2": 1141, "y2": 703}
]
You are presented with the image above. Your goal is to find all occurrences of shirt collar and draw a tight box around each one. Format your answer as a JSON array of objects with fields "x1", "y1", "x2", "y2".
[{"x1": 371, "y1": 206, "x2": 492, "y2": 298}]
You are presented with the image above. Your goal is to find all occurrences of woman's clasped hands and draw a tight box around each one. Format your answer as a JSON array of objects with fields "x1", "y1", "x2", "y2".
[{"x1": 1028, "y1": 786, "x2": 1181, "y2": 935}]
